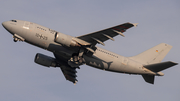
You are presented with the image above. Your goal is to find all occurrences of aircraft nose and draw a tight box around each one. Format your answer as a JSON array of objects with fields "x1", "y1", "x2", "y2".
[
  {"x1": 2, "y1": 21, "x2": 12, "y2": 32},
  {"x1": 2, "y1": 22, "x2": 6, "y2": 27},
  {"x1": 2, "y1": 21, "x2": 15, "y2": 35},
  {"x1": 2, "y1": 21, "x2": 9, "y2": 29}
]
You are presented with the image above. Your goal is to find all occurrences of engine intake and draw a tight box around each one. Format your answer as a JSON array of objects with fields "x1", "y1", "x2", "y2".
[
  {"x1": 34, "y1": 53, "x2": 57, "y2": 67},
  {"x1": 54, "y1": 32, "x2": 80, "y2": 47}
]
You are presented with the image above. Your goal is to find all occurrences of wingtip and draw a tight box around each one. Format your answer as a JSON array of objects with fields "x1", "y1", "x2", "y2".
[
  {"x1": 74, "y1": 81, "x2": 78, "y2": 85},
  {"x1": 169, "y1": 61, "x2": 178, "y2": 65},
  {"x1": 133, "y1": 23, "x2": 138, "y2": 27}
]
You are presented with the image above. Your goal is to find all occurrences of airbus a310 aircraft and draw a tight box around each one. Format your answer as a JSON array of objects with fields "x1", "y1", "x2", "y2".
[{"x1": 2, "y1": 20, "x2": 178, "y2": 84}]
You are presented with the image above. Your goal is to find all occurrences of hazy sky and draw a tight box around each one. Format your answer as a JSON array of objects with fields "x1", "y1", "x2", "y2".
[{"x1": 0, "y1": 0, "x2": 180, "y2": 101}]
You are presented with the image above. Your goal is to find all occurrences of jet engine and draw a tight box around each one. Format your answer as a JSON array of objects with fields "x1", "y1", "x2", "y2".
[
  {"x1": 34, "y1": 53, "x2": 57, "y2": 67},
  {"x1": 54, "y1": 32, "x2": 80, "y2": 47}
]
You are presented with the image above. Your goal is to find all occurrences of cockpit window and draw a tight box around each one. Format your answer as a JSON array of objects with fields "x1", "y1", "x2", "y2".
[{"x1": 11, "y1": 20, "x2": 17, "y2": 22}]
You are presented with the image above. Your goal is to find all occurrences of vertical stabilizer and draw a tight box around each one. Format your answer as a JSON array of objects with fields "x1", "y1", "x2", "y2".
[{"x1": 130, "y1": 43, "x2": 172, "y2": 65}]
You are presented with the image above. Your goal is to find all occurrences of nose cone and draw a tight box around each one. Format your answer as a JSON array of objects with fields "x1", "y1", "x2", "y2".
[
  {"x1": 2, "y1": 21, "x2": 13, "y2": 34},
  {"x1": 2, "y1": 21, "x2": 16, "y2": 35},
  {"x1": 2, "y1": 21, "x2": 10, "y2": 30},
  {"x1": 2, "y1": 21, "x2": 7, "y2": 28}
]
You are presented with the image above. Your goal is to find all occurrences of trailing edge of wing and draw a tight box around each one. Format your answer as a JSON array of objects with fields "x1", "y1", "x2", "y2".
[
  {"x1": 76, "y1": 22, "x2": 137, "y2": 46},
  {"x1": 112, "y1": 29, "x2": 125, "y2": 37},
  {"x1": 102, "y1": 34, "x2": 115, "y2": 41},
  {"x1": 91, "y1": 37, "x2": 105, "y2": 46},
  {"x1": 60, "y1": 65, "x2": 78, "y2": 84},
  {"x1": 85, "y1": 47, "x2": 95, "y2": 53}
]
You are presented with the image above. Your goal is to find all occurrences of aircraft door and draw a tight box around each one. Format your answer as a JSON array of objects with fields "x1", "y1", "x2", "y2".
[
  {"x1": 23, "y1": 21, "x2": 30, "y2": 30},
  {"x1": 22, "y1": 21, "x2": 30, "y2": 35},
  {"x1": 23, "y1": 21, "x2": 34, "y2": 31},
  {"x1": 123, "y1": 57, "x2": 128, "y2": 65}
]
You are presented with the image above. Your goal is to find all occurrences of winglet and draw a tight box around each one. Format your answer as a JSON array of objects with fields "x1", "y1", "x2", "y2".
[{"x1": 132, "y1": 23, "x2": 138, "y2": 27}]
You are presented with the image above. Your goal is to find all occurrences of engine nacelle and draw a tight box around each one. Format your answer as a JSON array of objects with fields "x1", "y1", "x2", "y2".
[
  {"x1": 54, "y1": 32, "x2": 80, "y2": 47},
  {"x1": 34, "y1": 53, "x2": 57, "y2": 67}
]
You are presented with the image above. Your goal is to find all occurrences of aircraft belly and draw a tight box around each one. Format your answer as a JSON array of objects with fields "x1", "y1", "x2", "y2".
[
  {"x1": 83, "y1": 55, "x2": 109, "y2": 70},
  {"x1": 85, "y1": 52, "x2": 145, "y2": 74},
  {"x1": 89, "y1": 47, "x2": 140, "y2": 73},
  {"x1": 120, "y1": 59, "x2": 144, "y2": 74}
]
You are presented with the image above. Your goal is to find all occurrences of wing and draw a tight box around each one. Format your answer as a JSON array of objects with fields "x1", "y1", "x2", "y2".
[
  {"x1": 54, "y1": 53, "x2": 79, "y2": 84},
  {"x1": 60, "y1": 65, "x2": 79, "y2": 84},
  {"x1": 76, "y1": 22, "x2": 138, "y2": 46}
]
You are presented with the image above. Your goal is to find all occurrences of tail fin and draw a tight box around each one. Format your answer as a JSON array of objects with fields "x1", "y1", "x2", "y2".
[
  {"x1": 130, "y1": 43, "x2": 177, "y2": 84},
  {"x1": 129, "y1": 43, "x2": 172, "y2": 65}
]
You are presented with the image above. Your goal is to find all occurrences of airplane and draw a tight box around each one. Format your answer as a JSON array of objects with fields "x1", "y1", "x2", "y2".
[{"x1": 2, "y1": 19, "x2": 178, "y2": 84}]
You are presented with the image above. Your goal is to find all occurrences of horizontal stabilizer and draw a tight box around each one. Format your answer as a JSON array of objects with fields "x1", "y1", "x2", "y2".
[
  {"x1": 144, "y1": 61, "x2": 178, "y2": 72},
  {"x1": 142, "y1": 74, "x2": 155, "y2": 84}
]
